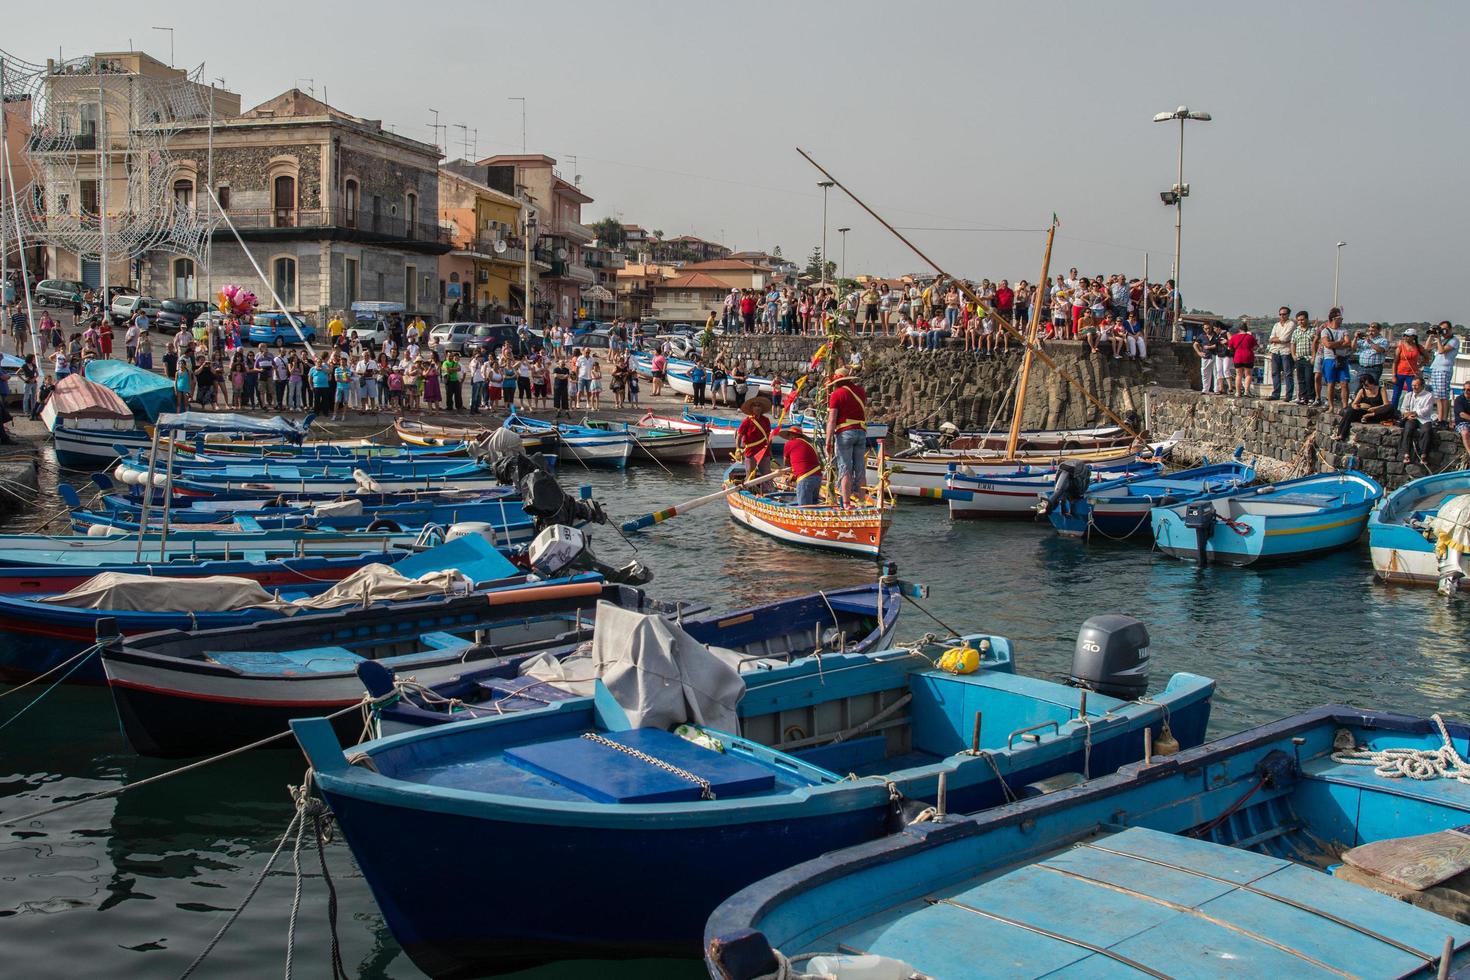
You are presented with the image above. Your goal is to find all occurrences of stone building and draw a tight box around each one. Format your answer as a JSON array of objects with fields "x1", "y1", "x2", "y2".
[{"x1": 145, "y1": 88, "x2": 449, "y2": 319}]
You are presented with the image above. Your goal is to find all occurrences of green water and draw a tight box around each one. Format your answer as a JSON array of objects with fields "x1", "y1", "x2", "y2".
[{"x1": 3, "y1": 461, "x2": 1469, "y2": 978}]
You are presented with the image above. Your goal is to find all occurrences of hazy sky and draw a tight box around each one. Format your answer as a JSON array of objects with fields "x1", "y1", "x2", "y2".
[{"x1": 8, "y1": 1, "x2": 1468, "y2": 319}]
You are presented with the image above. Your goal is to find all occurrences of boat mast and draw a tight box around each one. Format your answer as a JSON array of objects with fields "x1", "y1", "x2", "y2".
[
  {"x1": 795, "y1": 149, "x2": 1140, "y2": 442},
  {"x1": 1004, "y1": 221, "x2": 1056, "y2": 457}
]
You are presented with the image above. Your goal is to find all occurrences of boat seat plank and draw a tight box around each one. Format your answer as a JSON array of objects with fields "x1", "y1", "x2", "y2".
[
  {"x1": 234, "y1": 516, "x2": 265, "y2": 532},
  {"x1": 473, "y1": 677, "x2": 581, "y2": 712},
  {"x1": 502, "y1": 728, "x2": 777, "y2": 804},
  {"x1": 1341, "y1": 826, "x2": 1470, "y2": 890},
  {"x1": 243, "y1": 550, "x2": 268, "y2": 563},
  {"x1": 1255, "y1": 492, "x2": 1342, "y2": 507},
  {"x1": 419, "y1": 630, "x2": 468, "y2": 650},
  {"x1": 208, "y1": 647, "x2": 364, "y2": 675},
  {"x1": 1304, "y1": 756, "x2": 1470, "y2": 807}
]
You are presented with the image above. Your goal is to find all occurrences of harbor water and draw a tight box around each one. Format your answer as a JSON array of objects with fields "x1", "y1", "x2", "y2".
[{"x1": 3, "y1": 459, "x2": 1469, "y2": 979}]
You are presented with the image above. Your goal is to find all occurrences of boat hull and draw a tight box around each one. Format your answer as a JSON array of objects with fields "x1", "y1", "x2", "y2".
[
  {"x1": 726, "y1": 487, "x2": 890, "y2": 557},
  {"x1": 1367, "y1": 469, "x2": 1470, "y2": 586}
]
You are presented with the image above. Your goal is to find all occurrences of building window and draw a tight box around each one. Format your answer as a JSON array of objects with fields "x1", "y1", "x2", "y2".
[
  {"x1": 79, "y1": 103, "x2": 99, "y2": 138},
  {"x1": 216, "y1": 185, "x2": 230, "y2": 211},
  {"x1": 405, "y1": 192, "x2": 418, "y2": 240},
  {"x1": 80, "y1": 179, "x2": 98, "y2": 216},
  {"x1": 344, "y1": 179, "x2": 358, "y2": 229},
  {"x1": 343, "y1": 257, "x2": 358, "y2": 303},
  {"x1": 272, "y1": 175, "x2": 296, "y2": 227},
  {"x1": 173, "y1": 178, "x2": 194, "y2": 212},
  {"x1": 272, "y1": 256, "x2": 298, "y2": 308},
  {"x1": 173, "y1": 257, "x2": 196, "y2": 298},
  {"x1": 405, "y1": 265, "x2": 418, "y2": 308}
]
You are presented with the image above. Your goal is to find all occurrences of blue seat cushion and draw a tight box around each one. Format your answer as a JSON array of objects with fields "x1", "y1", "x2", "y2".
[{"x1": 208, "y1": 647, "x2": 364, "y2": 675}]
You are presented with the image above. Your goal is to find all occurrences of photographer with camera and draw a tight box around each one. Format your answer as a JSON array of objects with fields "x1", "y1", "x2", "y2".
[
  {"x1": 1352, "y1": 322, "x2": 1389, "y2": 393},
  {"x1": 1427, "y1": 320, "x2": 1460, "y2": 422}
]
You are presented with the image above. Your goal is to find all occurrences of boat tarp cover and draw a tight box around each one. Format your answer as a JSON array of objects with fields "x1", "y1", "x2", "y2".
[
  {"x1": 520, "y1": 600, "x2": 744, "y2": 732},
  {"x1": 154, "y1": 411, "x2": 308, "y2": 439},
  {"x1": 311, "y1": 499, "x2": 364, "y2": 517},
  {"x1": 1431, "y1": 494, "x2": 1470, "y2": 553},
  {"x1": 39, "y1": 564, "x2": 472, "y2": 612},
  {"x1": 84, "y1": 359, "x2": 175, "y2": 423},
  {"x1": 44, "y1": 373, "x2": 134, "y2": 422}
]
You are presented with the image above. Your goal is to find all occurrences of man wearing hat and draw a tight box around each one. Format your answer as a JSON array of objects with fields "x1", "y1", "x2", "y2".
[
  {"x1": 781, "y1": 424, "x2": 824, "y2": 505},
  {"x1": 824, "y1": 368, "x2": 868, "y2": 508},
  {"x1": 736, "y1": 395, "x2": 774, "y2": 477}
]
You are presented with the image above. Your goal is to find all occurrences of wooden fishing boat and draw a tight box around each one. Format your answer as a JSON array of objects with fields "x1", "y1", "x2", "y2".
[
  {"x1": 639, "y1": 411, "x2": 736, "y2": 456},
  {"x1": 724, "y1": 464, "x2": 892, "y2": 557},
  {"x1": 945, "y1": 460, "x2": 1165, "y2": 519},
  {"x1": 293, "y1": 616, "x2": 1213, "y2": 975},
  {"x1": 393, "y1": 417, "x2": 560, "y2": 455},
  {"x1": 504, "y1": 412, "x2": 633, "y2": 469},
  {"x1": 115, "y1": 459, "x2": 510, "y2": 496},
  {"x1": 631, "y1": 352, "x2": 792, "y2": 405},
  {"x1": 102, "y1": 574, "x2": 641, "y2": 757},
  {"x1": 0, "y1": 535, "x2": 520, "y2": 685},
  {"x1": 906, "y1": 423, "x2": 1131, "y2": 453},
  {"x1": 1368, "y1": 469, "x2": 1470, "y2": 589},
  {"x1": 361, "y1": 582, "x2": 903, "y2": 734},
  {"x1": 581, "y1": 417, "x2": 708, "y2": 466},
  {"x1": 1046, "y1": 460, "x2": 1257, "y2": 538},
  {"x1": 1151, "y1": 469, "x2": 1383, "y2": 565}
]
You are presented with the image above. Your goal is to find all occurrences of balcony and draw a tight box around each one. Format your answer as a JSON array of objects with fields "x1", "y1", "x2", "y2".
[
  {"x1": 217, "y1": 208, "x2": 452, "y2": 254},
  {"x1": 559, "y1": 219, "x2": 594, "y2": 242}
]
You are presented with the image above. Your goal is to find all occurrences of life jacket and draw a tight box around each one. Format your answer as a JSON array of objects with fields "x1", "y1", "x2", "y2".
[{"x1": 831, "y1": 384, "x2": 867, "y2": 432}]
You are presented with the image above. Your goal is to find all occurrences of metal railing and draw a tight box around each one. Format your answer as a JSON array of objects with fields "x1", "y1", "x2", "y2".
[{"x1": 221, "y1": 207, "x2": 452, "y2": 244}]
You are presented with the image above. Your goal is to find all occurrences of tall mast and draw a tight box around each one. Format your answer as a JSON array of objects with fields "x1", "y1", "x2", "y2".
[{"x1": 1005, "y1": 221, "x2": 1056, "y2": 456}]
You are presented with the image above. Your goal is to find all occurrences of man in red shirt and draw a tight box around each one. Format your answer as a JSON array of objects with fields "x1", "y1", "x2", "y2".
[
  {"x1": 739, "y1": 292, "x2": 757, "y2": 334},
  {"x1": 779, "y1": 425, "x2": 823, "y2": 505},
  {"x1": 824, "y1": 369, "x2": 868, "y2": 507},
  {"x1": 735, "y1": 395, "x2": 773, "y2": 476},
  {"x1": 993, "y1": 280, "x2": 1014, "y2": 322}
]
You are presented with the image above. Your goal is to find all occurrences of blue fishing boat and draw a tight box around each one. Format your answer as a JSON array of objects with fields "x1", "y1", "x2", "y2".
[
  {"x1": 504, "y1": 411, "x2": 632, "y2": 469},
  {"x1": 1369, "y1": 469, "x2": 1470, "y2": 591},
  {"x1": 122, "y1": 459, "x2": 509, "y2": 495},
  {"x1": 0, "y1": 535, "x2": 520, "y2": 685},
  {"x1": 359, "y1": 582, "x2": 904, "y2": 734},
  {"x1": 705, "y1": 705, "x2": 1470, "y2": 980},
  {"x1": 1047, "y1": 459, "x2": 1256, "y2": 538},
  {"x1": 946, "y1": 459, "x2": 1165, "y2": 518},
  {"x1": 292, "y1": 614, "x2": 1214, "y2": 974},
  {"x1": 1151, "y1": 469, "x2": 1383, "y2": 565},
  {"x1": 102, "y1": 574, "x2": 648, "y2": 757}
]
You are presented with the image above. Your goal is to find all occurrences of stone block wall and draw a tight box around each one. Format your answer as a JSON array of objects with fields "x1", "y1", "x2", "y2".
[{"x1": 1147, "y1": 388, "x2": 1466, "y2": 488}]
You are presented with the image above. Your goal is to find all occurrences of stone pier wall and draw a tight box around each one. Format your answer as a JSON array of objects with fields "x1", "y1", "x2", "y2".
[
  {"x1": 711, "y1": 335, "x2": 1201, "y2": 435},
  {"x1": 1146, "y1": 388, "x2": 1466, "y2": 489}
]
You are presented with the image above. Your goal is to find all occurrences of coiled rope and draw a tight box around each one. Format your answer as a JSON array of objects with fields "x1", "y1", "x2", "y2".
[{"x1": 1330, "y1": 714, "x2": 1470, "y2": 782}]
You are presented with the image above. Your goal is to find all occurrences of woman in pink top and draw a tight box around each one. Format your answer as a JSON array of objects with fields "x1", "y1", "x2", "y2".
[{"x1": 1227, "y1": 323, "x2": 1259, "y2": 397}]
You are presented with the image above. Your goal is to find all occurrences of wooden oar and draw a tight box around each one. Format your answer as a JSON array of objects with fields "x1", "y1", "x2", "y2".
[{"x1": 620, "y1": 468, "x2": 790, "y2": 532}]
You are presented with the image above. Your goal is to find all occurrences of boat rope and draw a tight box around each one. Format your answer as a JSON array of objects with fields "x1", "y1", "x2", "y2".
[
  {"x1": 0, "y1": 695, "x2": 386, "y2": 829},
  {"x1": 581, "y1": 732, "x2": 715, "y2": 799},
  {"x1": 1330, "y1": 714, "x2": 1470, "y2": 782},
  {"x1": 1083, "y1": 505, "x2": 1153, "y2": 542},
  {"x1": 899, "y1": 593, "x2": 964, "y2": 641},
  {"x1": 0, "y1": 641, "x2": 104, "y2": 701},
  {"x1": 0, "y1": 642, "x2": 105, "y2": 733},
  {"x1": 977, "y1": 750, "x2": 1019, "y2": 803}
]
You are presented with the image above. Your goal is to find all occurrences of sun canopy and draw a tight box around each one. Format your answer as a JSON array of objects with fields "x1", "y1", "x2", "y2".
[
  {"x1": 153, "y1": 412, "x2": 310, "y2": 440},
  {"x1": 84, "y1": 358, "x2": 174, "y2": 423},
  {"x1": 43, "y1": 373, "x2": 133, "y2": 421}
]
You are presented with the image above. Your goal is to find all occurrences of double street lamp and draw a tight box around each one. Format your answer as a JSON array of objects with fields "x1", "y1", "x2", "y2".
[
  {"x1": 818, "y1": 180, "x2": 835, "y2": 288},
  {"x1": 1153, "y1": 105, "x2": 1211, "y2": 333},
  {"x1": 837, "y1": 227, "x2": 851, "y2": 281},
  {"x1": 1333, "y1": 241, "x2": 1347, "y2": 310}
]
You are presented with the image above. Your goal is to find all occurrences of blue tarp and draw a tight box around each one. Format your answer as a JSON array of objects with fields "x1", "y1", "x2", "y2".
[
  {"x1": 154, "y1": 412, "x2": 309, "y2": 440},
  {"x1": 84, "y1": 359, "x2": 175, "y2": 423}
]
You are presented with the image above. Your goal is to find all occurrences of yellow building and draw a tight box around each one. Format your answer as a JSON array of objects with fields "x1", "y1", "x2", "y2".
[{"x1": 438, "y1": 161, "x2": 545, "y2": 319}]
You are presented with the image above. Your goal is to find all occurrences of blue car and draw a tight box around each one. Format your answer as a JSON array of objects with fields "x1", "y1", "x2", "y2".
[{"x1": 245, "y1": 312, "x2": 317, "y2": 347}]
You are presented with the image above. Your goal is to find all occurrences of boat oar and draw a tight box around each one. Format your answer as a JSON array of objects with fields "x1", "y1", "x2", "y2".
[{"x1": 620, "y1": 467, "x2": 790, "y2": 533}]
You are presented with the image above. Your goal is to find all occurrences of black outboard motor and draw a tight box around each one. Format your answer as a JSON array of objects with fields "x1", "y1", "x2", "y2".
[
  {"x1": 1182, "y1": 500, "x2": 1217, "y2": 565},
  {"x1": 493, "y1": 452, "x2": 607, "y2": 532},
  {"x1": 1069, "y1": 614, "x2": 1150, "y2": 700},
  {"x1": 1037, "y1": 458, "x2": 1091, "y2": 516}
]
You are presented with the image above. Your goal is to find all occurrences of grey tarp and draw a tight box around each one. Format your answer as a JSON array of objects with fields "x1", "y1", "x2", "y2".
[{"x1": 520, "y1": 600, "x2": 745, "y2": 732}]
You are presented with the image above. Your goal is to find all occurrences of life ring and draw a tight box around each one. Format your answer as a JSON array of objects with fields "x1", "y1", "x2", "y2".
[{"x1": 366, "y1": 519, "x2": 402, "y2": 533}]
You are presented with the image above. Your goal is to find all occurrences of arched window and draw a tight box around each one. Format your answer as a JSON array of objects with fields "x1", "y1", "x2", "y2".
[
  {"x1": 272, "y1": 175, "x2": 297, "y2": 228},
  {"x1": 405, "y1": 191, "x2": 418, "y2": 240},
  {"x1": 272, "y1": 256, "x2": 298, "y2": 308},
  {"x1": 172, "y1": 257, "x2": 195, "y2": 298},
  {"x1": 172, "y1": 178, "x2": 194, "y2": 211},
  {"x1": 344, "y1": 179, "x2": 359, "y2": 229}
]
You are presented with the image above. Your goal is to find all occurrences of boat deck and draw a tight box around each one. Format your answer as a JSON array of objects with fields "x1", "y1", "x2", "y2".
[{"x1": 808, "y1": 825, "x2": 1470, "y2": 978}]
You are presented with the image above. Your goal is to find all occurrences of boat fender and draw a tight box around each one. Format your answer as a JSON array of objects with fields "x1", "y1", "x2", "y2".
[
  {"x1": 366, "y1": 519, "x2": 402, "y2": 533},
  {"x1": 87, "y1": 524, "x2": 128, "y2": 537},
  {"x1": 1152, "y1": 720, "x2": 1180, "y2": 757},
  {"x1": 936, "y1": 644, "x2": 981, "y2": 675},
  {"x1": 802, "y1": 955, "x2": 919, "y2": 980},
  {"x1": 115, "y1": 464, "x2": 137, "y2": 485}
]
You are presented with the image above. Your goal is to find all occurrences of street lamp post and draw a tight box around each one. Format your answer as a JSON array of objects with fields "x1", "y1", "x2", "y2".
[
  {"x1": 837, "y1": 227, "x2": 851, "y2": 281},
  {"x1": 524, "y1": 214, "x2": 537, "y2": 331},
  {"x1": 1153, "y1": 105, "x2": 1211, "y2": 337},
  {"x1": 1333, "y1": 241, "x2": 1347, "y2": 310},
  {"x1": 818, "y1": 180, "x2": 834, "y2": 288}
]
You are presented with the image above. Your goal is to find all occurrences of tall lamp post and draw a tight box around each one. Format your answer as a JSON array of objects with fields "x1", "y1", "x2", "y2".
[
  {"x1": 1153, "y1": 105, "x2": 1211, "y2": 336},
  {"x1": 523, "y1": 213, "x2": 537, "y2": 330},
  {"x1": 1332, "y1": 241, "x2": 1347, "y2": 310},
  {"x1": 837, "y1": 227, "x2": 851, "y2": 282},
  {"x1": 817, "y1": 180, "x2": 834, "y2": 288}
]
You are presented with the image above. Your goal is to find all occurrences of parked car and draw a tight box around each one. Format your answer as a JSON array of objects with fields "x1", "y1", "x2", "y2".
[
  {"x1": 155, "y1": 298, "x2": 212, "y2": 332},
  {"x1": 569, "y1": 327, "x2": 615, "y2": 351},
  {"x1": 429, "y1": 321, "x2": 537, "y2": 357},
  {"x1": 348, "y1": 301, "x2": 403, "y2": 350},
  {"x1": 34, "y1": 279, "x2": 88, "y2": 308},
  {"x1": 110, "y1": 293, "x2": 164, "y2": 325},
  {"x1": 244, "y1": 312, "x2": 317, "y2": 347}
]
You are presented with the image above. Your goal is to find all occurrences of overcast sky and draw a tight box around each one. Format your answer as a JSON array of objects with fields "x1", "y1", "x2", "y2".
[{"x1": 8, "y1": 0, "x2": 1468, "y2": 320}]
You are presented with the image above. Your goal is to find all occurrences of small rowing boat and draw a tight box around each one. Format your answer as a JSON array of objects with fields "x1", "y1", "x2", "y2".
[
  {"x1": 1368, "y1": 469, "x2": 1470, "y2": 591},
  {"x1": 504, "y1": 411, "x2": 633, "y2": 469},
  {"x1": 581, "y1": 417, "x2": 708, "y2": 466},
  {"x1": 638, "y1": 411, "x2": 735, "y2": 457},
  {"x1": 906, "y1": 423, "x2": 1130, "y2": 453},
  {"x1": 1046, "y1": 460, "x2": 1257, "y2": 538},
  {"x1": 945, "y1": 460, "x2": 1165, "y2": 519},
  {"x1": 1151, "y1": 469, "x2": 1383, "y2": 565},
  {"x1": 393, "y1": 417, "x2": 560, "y2": 455},
  {"x1": 724, "y1": 464, "x2": 892, "y2": 557}
]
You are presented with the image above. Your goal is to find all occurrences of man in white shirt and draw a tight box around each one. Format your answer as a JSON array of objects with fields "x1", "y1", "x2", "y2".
[
  {"x1": 1399, "y1": 376, "x2": 1437, "y2": 465},
  {"x1": 1266, "y1": 306, "x2": 1296, "y2": 401}
]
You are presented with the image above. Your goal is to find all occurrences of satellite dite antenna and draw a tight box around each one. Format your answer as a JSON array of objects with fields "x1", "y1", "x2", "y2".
[
  {"x1": 555, "y1": 247, "x2": 568, "y2": 260},
  {"x1": 493, "y1": 240, "x2": 508, "y2": 254}
]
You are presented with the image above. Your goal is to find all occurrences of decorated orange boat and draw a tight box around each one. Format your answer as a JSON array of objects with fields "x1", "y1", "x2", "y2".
[{"x1": 723, "y1": 463, "x2": 893, "y2": 557}]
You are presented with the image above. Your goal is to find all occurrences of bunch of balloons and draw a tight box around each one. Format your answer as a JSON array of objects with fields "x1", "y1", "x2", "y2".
[{"x1": 216, "y1": 284, "x2": 258, "y2": 317}]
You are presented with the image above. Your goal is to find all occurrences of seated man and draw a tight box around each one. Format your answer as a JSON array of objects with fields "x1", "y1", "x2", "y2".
[
  {"x1": 1398, "y1": 375, "x2": 1437, "y2": 466},
  {"x1": 1455, "y1": 383, "x2": 1470, "y2": 457},
  {"x1": 1336, "y1": 374, "x2": 1395, "y2": 441}
]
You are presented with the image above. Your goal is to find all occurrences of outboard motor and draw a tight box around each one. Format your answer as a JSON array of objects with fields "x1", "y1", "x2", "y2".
[
  {"x1": 1037, "y1": 458, "x2": 1091, "y2": 516},
  {"x1": 1069, "y1": 614, "x2": 1150, "y2": 700},
  {"x1": 1182, "y1": 500, "x2": 1217, "y2": 565},
  {"x1": 491, "y1": 452, "x2": 606, "y2": 532},
  {"x1": 529, "y1": 525, "x2": 651, "y2": 586}
]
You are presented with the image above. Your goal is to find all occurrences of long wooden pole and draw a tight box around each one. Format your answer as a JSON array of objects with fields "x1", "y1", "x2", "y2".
[
  {"x1": 1005, "y1": 222, "x2": 1057, "y2": 456},
  {"x1": 795, "y1": 149, "x2": 1140, "y2": 440},
  {"x1": 620, "y1": 467, "x2": 790, "y2": 533}
]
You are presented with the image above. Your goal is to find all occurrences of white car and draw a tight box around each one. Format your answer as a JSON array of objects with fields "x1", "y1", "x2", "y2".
[{"x1": 111, "y1": 293, "x2": 162, "y2": 325}]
